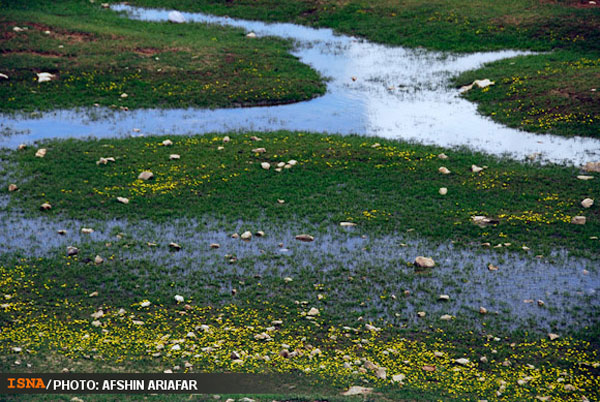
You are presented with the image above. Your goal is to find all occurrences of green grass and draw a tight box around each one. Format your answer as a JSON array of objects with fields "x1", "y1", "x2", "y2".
[
  {"x1": 5, "y1": 132, "x2": 598, "y2": 256},
  {"x1": 454, "y1": 51, "x2": 600, "y2": 139},
  {"x1": 0, "y1": 0, "x2": 325, "y2": 112}
]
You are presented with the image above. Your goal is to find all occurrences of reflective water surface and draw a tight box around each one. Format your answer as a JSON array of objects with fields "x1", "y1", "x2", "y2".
[{"x1": 0, "y1": 4, "x2": 598, "y2": 165}]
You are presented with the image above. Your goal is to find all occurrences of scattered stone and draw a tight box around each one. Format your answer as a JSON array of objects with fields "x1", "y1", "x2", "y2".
[
  {"x1": 96, "y1": 157, "x2": 116, "y2": 165},
  {"x1": 223, "y1": 136, "x2": 230, "y2": 143},
  {"x1": 581, "y1": 198, "x2": 594, "y2": 208},
  {"x1": 94, "y1": 255, "x2": 104, "y2": 265},
  {"x1": 472, "y1": 215, "x2": 499, "y2": 227},
  {"x1": 250, "y1": 136, "x2": 262, "y2": 141},
  {"x1": 548, "y1": 333, "x2": 560, "y2": 341},
  {"x1": 18, "y1": 144, "x2": 27, "y2": 150},
  {"x1": 283, "y1": 277, "x2": 293, "y2": 283},
  {"x1": 417, "y1": 311, "x2": 426, "y2": 317},
  {"x1": 174, "y1": 295, "x2": 184, "y2": 303},
  {"x1": 210, "y1": 243, "x2": 220, "y2": 249},
  {"x1": 81, "y1": 228, "x2": 94, "y2": 234},
  {"x1": 57, "y1": 229, "x2": 67, "y2": 235},
  {"x1": 537, "y1": 300, "x2": 545, "y2": 307},
  {"x1": 117, "y1": 197, "x2": 129, "y2": 204},
  {"x1": 340, "y1": 221, "x2": 356, "y2": 227},
  {"x1": 0, "y1": 73, "x2": 8, "y2": 80},
  {"x1": 8, "y1": 184, "x2": 18, "y2": 192},
  {"x1": 582, "y1": 162, "x2": 600, "y2": 173},
  {"x1": 422, "y1": 365, "x2": 436, "y2": 372},
  {"x1": 35, "y1": 148, "x2": 47, "y2": 158},
  {"x1": 252, "y1": 147, "x2": 266, "y2": 153},
  {"x1": 37, "y1": 72, "x2": 55, "y2": 83},
  {"x1": 168, "y1": 10, "x2": 186, "y2": 23},
  {"x1": 241, "y1": 231, "x2": 252, "y2": 241},
  {"x1": 439, "y1": 187, "x2": 447, "y2": 195},
  {"x1": 169, "y1": 242, "x2": 181, "y2": 251},
  {"x1": 140, "y1": 300, "x2": 151, "y2": 307},
  {"x1": 255, "y1": 230, "x2": 265, "y2": 237},
  {"x1": 479, "y1": 307, "x2": 488, "y2": 314},
  {"x1": 138, "y1": 171, "x2": 154, "y2": 181},
  {"x1": 440, "y1": 314, "x2": 453, "y2": 321},
  {"x1": 231, "y1": 233, "x2": 239, "y2": 239},
  {"x1": 261, "y1": 162, "x2": 270, "y2": 170},
  {"x1": 277, "y1": 199, "x2": 285, "y2": 204},
  {"x1": 287, "y1": 159, "x2": 298, "y2": 166},
  {"x1": 459, "y1": 79, "x2": 495, "y2": 93},
  {"x1": 341, "y1": 386, "x2": 372, "y2": 396},
  {"x1": 455, "y1": 358, "x2": 470, "y2": 366},
  {"x1": 439, "y1": 166, "x2": 451, "y2": 174},
  {"x1": 169, "y1": 154, "x2": 180, "y2": 160},
  {"x1": 438, "y1": 153, "x2": 448, "y2": 159},
  {"x1": 67, "y1": 246, "x2": 79, "y2": 256},
  {"x1": 307, "y1": 307, "x2": 320, "y2": 316},
  {"x1": 120, "y1": 93, "x2": 128, "y2": 98},
  {"x1": 571, "y1": 216, "x2": 586, "y2": 225},
  {"x1": 488, "y1": 263, "x2": 499, "y2": 271},
  {"x1": 40, "y1": 202, "x2": 52, "y2": 211},
  {"x1": 295, "y1": 234, "x2": 314, "y2": 242},
  {"x1": 162, "y1": 139, "x2": 173, "y2": 146},
  {"x1": 471, "y1": 164, "x2": 484, "y2": 173},
  {"x1": 246, "y1": 32, "x2": 257, "y2": 38},
  {"x1": 438, "y1": 294, "x2": 450, "y2": 301},
  {"x1": 414, "y1": 256, "x2": 435, "y2": 268},
  {"x1": 371, "y1": 143, "x2": 381, "y2": 148},
  {"x1": 392, "y1": 373, "x2": 405, "y2": 383},
  {"x1": 577, "y1": 175, "x2": 594, "y2": 180}
]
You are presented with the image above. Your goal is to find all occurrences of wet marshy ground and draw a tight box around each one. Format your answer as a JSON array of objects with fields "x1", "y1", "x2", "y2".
[{"x1": 0, "y1": 4, "x2": 599, "y2": 165}]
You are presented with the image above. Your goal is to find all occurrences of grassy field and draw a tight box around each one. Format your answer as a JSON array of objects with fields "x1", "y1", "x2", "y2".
[
  {"x1": 5, "y1": 132, "x2": 599, "y2": 256},
  {"x1": 125, "y1": 0, "x2": 600, "y2": 139},
  {"x1": 0, "y1": 0, "x2": 325, "y2": 112},
  {"x1": 1, "y1": 133, "x2": 599, "y2": 400}
]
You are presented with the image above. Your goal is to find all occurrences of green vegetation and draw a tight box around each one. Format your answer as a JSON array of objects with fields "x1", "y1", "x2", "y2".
[
  {"x1": 126, "y1": 0, "x2": 600, "y2": 138},
  {"x1": 6, "y1": 133, "x2": 599, "y2": 256},
  {"x1": 0, "y1": 0, "x2": 325, "y2": 112}
]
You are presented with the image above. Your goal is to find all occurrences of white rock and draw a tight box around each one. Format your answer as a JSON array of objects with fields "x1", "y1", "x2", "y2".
[
  {"x1": 252, "y1": 147, "x2": 266, "y2": 153},
  {"x1": 246, "y1": 32, "x2": 257, "y2": 38},
  {"x1": 162, "y1": 139, "x2": 173, "y2": 146},
  {"x1": 169, "y1": 154, "x2": 180, "y2": 160},
  {"x1": 438, "y1": 294, "x2": 450, "y2": 301},
  {"x1": 548, "y1": 333, "x2": 560, "y2": 340},
  {"x1": 340, "y1": 221, "x2": 356, "y2": 227},
  {"x1": 287, "y1": 159, "x2": 298, "y2": 166},
  {"x1": 94, "y1": 255, "x2": 104, "y2": 265},
  {"x1": 138, "y1": 171, "x2": 154, "y2": 180},
  {"x1": 174, "y1": 295, "x2": 184, "y2": 303},
  {"x1": 581, "y1": 198, "x2": 594, "y2": 208},
  {"x1": 577, "y1": 175, "x2": 594, "y2": 180},
  {"x1": 439, "y1": 187, "x2": 448, "y2": 195},
  {"x1": 168, "y1": 11, "x2": 186, "y2": 23},
  {"x1": 471, "y1": 164, "x2": 484, "y2": 173},
  {"x1": 414, "y1": 256, "x2": 435, "y2": 268},
  {"x1": 117, "y1": 197, "x2": 129, "y2": 204},
  {"x1": 223, "y1": 136, "x2": 230, "y2": 143},
  {"x1": 40, "y1": 202, "x2": 52, "y2": 211},
  {"x1": 241, "y1": 231, "x2": 252, "y2": 241},
  {"x1": 81, "y1": 228, "x2": 94, "y2": 234},
  {"x1": 341, "y1": 386, "x2": 372, "y2": 396},
  {"x1": 261, "y1": 162, "x2": 271, "y2": 170},
  {"x1": 0, "y1": 73, "x2": 8, "y2": 80},
  {"x1": 169, "y1": 242, "x2": 181, "y2": 251},
  {"x1": 307, "y1": 307, "x2": 320, "y2": 316},
  {"x1": 140, "y1": 301, "x2": 151, "y2": 307},
  {"x1": 440, "y1": 314, "x2": 453, "y2": 320},
  {"x1": 391, "y1": 373, "x2": 405, "y2": 383},
  {"x1": 35, "y1": 148, "x2": 47, "y2": 158},
  {"x1": 295, "y1": 234, "x2": 314, "y2": 242},
  {"x1": 120, "y1": 93, "x2": 128, "y2": 98},
  {"x1": 8, "y1": 184, "x2": 18, "y2": 192},
  {"x1": 571, "y1": 216, "x2": 586, "y2": 225},
  {"x1": 67, "y1": 246, "x2": 78, "y2": 256},
  {"x1": 439, "y1": 166, "x2": 451, "y2": 175},
  {"x1": 37, "y1": 72, "x2": 55, "y2": 83},
  {"x1": 455, "y1": 358, "x2": 470, "y2": 365}
]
